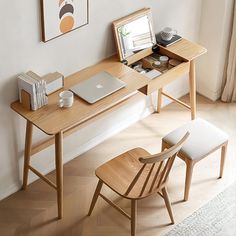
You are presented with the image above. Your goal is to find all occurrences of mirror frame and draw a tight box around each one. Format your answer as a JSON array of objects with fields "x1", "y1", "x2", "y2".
[{"x1": 112, "y1": 8, "x2": 156, "y2": 65}]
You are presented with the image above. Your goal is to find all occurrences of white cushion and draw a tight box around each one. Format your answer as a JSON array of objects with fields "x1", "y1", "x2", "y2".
[{"x1": 163, "y1": 118, "x2": 229, "y2": 160}]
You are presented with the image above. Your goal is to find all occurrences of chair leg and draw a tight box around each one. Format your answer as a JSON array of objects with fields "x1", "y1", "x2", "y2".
[
  {"x1": 162, "y1": 187, "x2": 174, "y2": 224},
  {"x1": 219, "y1": 143, "x2": 228, "y2": 178},
  {"x1": 131, "y1": 200, "x2": 137, "y2": 236},
  {"x1": 88, "y1": 180, "x2": 103, "y2": 216},
  {"x1": 184, "y1": 160, "x2": 194, "y2": 201}
]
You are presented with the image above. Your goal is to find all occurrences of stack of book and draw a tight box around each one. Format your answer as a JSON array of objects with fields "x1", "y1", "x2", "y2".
[
  {"x1": 156, "y1": 33, "x2": 182, "y2": 47},
  {"x1": 18, "y1": 71, "x2": 48, "y2": 110}
]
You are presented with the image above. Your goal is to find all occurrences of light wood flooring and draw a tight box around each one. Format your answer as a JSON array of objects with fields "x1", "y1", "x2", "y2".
[{"x1": 1, "y1": 95, "x2": 236, "y2": 236}]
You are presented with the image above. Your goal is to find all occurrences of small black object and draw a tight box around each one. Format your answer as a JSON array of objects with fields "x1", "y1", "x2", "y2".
[
  {"x1": 152, "y1": 44, "x2": 160, "y2": 53},
  {"x1": 121, "y1": 59, "x2": 128, "y2": 65},
  {"x1": 156, "y1": 33, "x2": 182, "y2": 47}
]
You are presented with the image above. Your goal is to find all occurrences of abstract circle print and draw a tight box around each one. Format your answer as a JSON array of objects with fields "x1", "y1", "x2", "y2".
[{"x1": 58, "y1": 0, "x2": 75, "y2": 34}]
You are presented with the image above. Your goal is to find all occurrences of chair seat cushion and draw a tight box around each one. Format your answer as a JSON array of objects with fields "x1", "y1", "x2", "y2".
[{"x1": 163, "y1": 118, "x2": 228, "y2": 160}]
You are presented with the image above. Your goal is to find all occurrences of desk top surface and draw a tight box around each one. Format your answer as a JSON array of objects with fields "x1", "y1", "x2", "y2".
[
  {"x1": 11, "y1": 39, "x2": 206, "y2": 135},
  {"x1": 161, "y1": 38, "x2": 207, "y2": 61},
  {"x1": 11, "y1": 56, "x2": 149, "y2": 135}
]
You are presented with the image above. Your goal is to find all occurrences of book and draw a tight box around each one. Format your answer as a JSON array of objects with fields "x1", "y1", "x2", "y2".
[
  {"x1": 26, "y1": 71, "x2": 48, "y2": 107},
  {"x1": 26, "y1": 71, "x2": 42, "y2": 107},
  {"x1": 156, "y1": 33, "x2": 182, "y2": 47},
  {"x1": 23, "y1": 73, "x2": 44, "y2": 108}
]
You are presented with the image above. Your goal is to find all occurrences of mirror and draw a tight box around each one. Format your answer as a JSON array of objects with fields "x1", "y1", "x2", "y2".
[{"x1": 113, "y1": 8, "x2": 156, "y2": 62}]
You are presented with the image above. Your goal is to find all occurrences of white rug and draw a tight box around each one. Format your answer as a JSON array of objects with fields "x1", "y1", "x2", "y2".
[{"x1": 165, "y1": 182, "x2": 236, "y2": 236}]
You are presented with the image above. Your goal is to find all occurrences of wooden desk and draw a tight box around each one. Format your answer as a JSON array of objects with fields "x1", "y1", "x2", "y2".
[
  {"x1": 156, "y1": 38, "x2": 207, "y2": 119},
  {"x1": 11, "y1": 39, "x2": 206, "y2": 219}
]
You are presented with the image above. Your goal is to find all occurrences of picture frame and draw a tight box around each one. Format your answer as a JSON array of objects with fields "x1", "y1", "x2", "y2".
[{"x1": 40, "y1": 0, "x2": 89, "y2": 42}]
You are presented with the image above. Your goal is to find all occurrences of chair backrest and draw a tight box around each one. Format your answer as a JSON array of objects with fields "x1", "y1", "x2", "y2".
[{"x1": 125, "y1": 132, "x2": 189, "y2": 198}]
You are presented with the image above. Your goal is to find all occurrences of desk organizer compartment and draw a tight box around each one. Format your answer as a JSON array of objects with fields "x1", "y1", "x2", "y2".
[
  {"x1": 128, "y1": 46, "x2": 189, "y2": 95},
  {"x1": 142, "y1": 60, "x2": 189, "y2": 95}
]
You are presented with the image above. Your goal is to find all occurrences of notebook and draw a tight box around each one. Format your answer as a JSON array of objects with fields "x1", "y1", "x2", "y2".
[
  {"x1": 156, "y1": 33, "x2": 182, "y2": 47},
  {"x1": 69, "y1": 71, "x2": 126, "y2": 104}
]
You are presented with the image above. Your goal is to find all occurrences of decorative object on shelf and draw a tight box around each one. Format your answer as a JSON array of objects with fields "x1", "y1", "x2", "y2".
[
  {"x1": 40, "y1": 0, "x2": 89, "y2": 42},
  {"x1": 159, "y1": 55, "x2": 169, "y2": 67},
  {"x1": 42, "y1": 72, "x2": 64, "y2": 95},
  {"x1": 152, "y1": 60, "x2": 161, "y2": 68}
]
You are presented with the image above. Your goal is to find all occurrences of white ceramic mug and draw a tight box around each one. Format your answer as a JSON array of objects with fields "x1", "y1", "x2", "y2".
[
  {"x1": 59, "y1": 91, "x2": 74, "y2": 108},
  {"x1": 160, "y1": 27, "x2": 177, "y2": 41}
]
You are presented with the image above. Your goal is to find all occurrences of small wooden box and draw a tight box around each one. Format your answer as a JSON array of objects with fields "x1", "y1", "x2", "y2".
[{"x1": 42, "y1": 72, "x2": 64, "y2": 95}]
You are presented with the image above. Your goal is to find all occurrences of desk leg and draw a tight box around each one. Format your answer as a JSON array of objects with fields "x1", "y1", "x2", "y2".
[
  {"x1": 189, "y1": 60, "x2": 196, "y2": 120},
  {"x1": 55, "y1": 132, "x2": 63, "y2": 219},
  {"x1": 22, "y1": 121, "x2": 33, "y2": 190},
  {"x1": 157, "y1": 88, "x2": 163, "y2": 113}
]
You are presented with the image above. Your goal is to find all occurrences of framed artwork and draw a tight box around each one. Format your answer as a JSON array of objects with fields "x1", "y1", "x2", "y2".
[{"x1": 40, "y1": 0, "x2": 89, "y2": 42}]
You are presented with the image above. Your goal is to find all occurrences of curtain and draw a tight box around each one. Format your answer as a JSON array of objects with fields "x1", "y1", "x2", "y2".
[{"x1": 221, "y1": 0, "x2": 236, "y2": 102}]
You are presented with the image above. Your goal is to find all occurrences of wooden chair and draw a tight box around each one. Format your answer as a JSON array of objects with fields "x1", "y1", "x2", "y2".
[
  {"x1": 162, "y1": 118, "x2": 229, "y2": 201},
  {"x1": 88, "y1": 132, "x2": 189, "y2": 236}
]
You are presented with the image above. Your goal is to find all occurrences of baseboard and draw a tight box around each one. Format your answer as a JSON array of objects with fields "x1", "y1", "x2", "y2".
[
  {"x1": 197, "y1": 85, "x2": 221, "y2": 101},
  {"x1": 0, "y1": 182, "x2": 22, "y2": 201}
]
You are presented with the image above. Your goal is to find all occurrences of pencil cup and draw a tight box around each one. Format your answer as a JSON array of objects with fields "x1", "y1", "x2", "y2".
[{"x1": 59, "y1": 91, "x2": 74, "y2": 108}]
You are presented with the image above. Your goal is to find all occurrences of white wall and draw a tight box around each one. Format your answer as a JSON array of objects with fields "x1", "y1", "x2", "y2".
[
  {"x1": 0, "y1": 0, "x2": 202, "y2": 200},
  {"x1": 197, "y1": 0, "x2": 234, "y2": 100}
]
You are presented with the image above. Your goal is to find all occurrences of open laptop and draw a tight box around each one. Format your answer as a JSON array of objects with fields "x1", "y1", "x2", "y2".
[{"x1": 69, "y1": 71, "x2": 126, "y2": 104}]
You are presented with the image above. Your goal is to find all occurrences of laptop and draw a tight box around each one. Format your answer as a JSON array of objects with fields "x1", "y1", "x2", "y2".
[{"x1": 69, "y1": 71, "x2": 126, "y2": 104}]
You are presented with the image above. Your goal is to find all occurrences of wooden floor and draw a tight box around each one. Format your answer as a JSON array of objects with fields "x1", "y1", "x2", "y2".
[{"x1": 1, "y1": 95, "x2": 236, "y2": 236}]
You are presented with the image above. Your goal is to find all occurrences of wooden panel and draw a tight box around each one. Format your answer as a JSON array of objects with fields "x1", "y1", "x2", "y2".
[
  {"x1": 158, "y1": 38, "x2": 207, "y2": 61},
  {"x1": 11, "y1": 56, "x2": 149, "y2": 135},
  {"x1": 126, "y1": 47, "x2": 153, "y2": 66},
  {"x1": 158, "y1": 47, "x2": 188, "y2": 62},
  {"x1": 112, "y1": 8, "x2": 153, "y2": 63},
  {"x1": 21, "y1": 90, "x2": 31, "y2": 110},
  {"x1": 142, "y1": 61, "x2": 190, "y2": 95}
]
